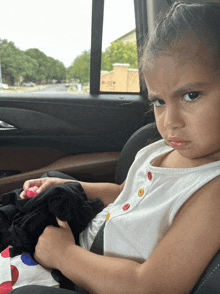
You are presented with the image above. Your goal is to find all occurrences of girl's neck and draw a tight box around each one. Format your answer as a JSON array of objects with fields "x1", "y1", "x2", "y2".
[{"x1": 152, "y1": 150, "x2": 218, "y2": 169}]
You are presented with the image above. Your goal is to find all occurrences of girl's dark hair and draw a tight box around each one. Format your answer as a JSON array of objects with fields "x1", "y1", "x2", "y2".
[{"x1": 140, "y1": 1, "x2": 220, "y2": 71}]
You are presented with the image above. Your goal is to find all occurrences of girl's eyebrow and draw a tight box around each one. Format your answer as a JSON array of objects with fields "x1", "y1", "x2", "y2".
[
  {"x1": 148, "y1": 82, "x2": 211, "y2": 101},
  {"x1": 173, "y1": 82, "x2": 211, "y2": 94}
]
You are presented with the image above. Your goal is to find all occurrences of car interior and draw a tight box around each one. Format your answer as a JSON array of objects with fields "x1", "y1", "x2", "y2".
[{"x1": 0, "y1": 0, "x2": 220, "y2": 293}]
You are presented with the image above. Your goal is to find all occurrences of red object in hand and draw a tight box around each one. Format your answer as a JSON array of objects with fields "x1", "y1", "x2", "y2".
[{"x1": 25, "y1": 186, "x2": 38, "y2": 198}]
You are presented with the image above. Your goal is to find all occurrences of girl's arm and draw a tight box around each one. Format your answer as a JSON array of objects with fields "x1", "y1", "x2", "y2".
[
  {"x1": 20, "y1": 177, "x2": 126, "y2": 206},
  {"x1": 34, "y1": 176, "x2": 220, "y2": 294}
]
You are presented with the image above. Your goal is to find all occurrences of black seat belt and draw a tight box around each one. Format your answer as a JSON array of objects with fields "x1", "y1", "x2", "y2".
[{"x1": 89, "y1": 222, "x2": 105, "y2": 255}]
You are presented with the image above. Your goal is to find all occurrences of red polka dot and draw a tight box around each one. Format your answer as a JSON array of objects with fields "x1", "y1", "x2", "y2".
[
  {"x1": 148, "y1": 172, "x2": 152, "y2": 180},
  {"x1": 11, "y1": 265, "x2": 19, "y2": 285},
  {"x1": 1, "y1": 247, "x2": 10, "y2": 258},
  {"x1": 0, "y1": 281, "x2": 12, "y2": 294},
  {"x1": 123, "y1": 203, "x2": 130, "y2": 211}
]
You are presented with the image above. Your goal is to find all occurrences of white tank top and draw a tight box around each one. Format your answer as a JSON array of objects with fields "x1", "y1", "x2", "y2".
[{"x1": 80, "y1": 139, "x2": 220, "y2": 262}]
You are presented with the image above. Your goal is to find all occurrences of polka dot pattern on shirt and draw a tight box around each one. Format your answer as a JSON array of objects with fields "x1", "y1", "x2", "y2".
[
  {"x1": 21, "y1": 254, "x2": 38, "y2": 266},
  {"x1": 11, "y1": 265, "x2": 19, "y2": 285},
  {"x1": 0, "y1": 281, "x2": 12, "y2": 293},
  {"x1": 0, "y1": 246, "x2": 59, "y2": 292},
  {"x1": 1, "y1": 247, "x2": 10, "y2": 258}
]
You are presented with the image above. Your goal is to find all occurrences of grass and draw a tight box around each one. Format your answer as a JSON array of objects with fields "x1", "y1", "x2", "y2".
[{"x1": 1, "y1": 85, "x2": 49, "y2": 93}]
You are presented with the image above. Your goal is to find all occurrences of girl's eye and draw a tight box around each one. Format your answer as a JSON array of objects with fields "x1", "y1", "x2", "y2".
[
  {"x1": 153, "y1": 99, "x2": 165, "y2": 107},
  {"x1": 183, "y1": 92, "x2": 200, "y2": 102}
]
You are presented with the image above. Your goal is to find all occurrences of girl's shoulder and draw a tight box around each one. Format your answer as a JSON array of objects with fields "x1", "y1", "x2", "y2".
[{"x1": 135, "y1": 139, "x2": 172, "y2": 161}]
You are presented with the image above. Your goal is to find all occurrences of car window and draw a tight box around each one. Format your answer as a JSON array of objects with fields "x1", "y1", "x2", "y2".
[
  {"x1": 101, "y1": 0, "x2": 140, "y2": 93},
  {"x1": 0, "y1": 0, "x2": 140, "y2": 97},
  {"x1": 0, "y1": 0, "x2": 92, "y2": 96}
]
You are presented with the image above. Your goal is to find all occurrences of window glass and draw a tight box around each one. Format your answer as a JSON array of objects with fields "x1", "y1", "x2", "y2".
[
  {"x1": 0, "y1": 0, "x2": 92, "y2": 95},
  {"x1": 101, "y1": 0, "x2": 140, "y2": 93}
]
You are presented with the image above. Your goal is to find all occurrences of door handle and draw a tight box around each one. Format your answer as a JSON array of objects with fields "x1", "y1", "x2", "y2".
[{"x1": 0, "y1": 120, "x2": 17, "y2": 130}]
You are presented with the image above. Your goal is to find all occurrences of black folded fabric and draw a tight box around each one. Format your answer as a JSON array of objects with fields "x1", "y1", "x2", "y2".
[{"x1": 0, "y1": 182, "x2": 104, "y2": 254}]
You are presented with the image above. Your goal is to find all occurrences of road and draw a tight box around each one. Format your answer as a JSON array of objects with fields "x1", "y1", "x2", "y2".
[
  {"x1": 0, "y1": 84, "x2": 71, "y2": 96},
  {"x1": 26, "y1": 84, "x2": 70, "y2": 93}
]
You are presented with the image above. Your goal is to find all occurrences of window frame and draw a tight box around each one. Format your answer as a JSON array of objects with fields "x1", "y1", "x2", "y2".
[
  {"x1": 90, "y1": 0, "x2": 104, "y2": 95},
  {"x1": 134, "y1": 0, "x2": 148, "y2": 95},
  {"x1": 90, "y1": 0, "x2": 149, "y2": 96}
]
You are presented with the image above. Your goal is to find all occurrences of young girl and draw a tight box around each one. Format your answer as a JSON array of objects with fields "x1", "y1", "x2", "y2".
[{"x1": 10, "y1": 2, "x2": 220, "y2": 293}]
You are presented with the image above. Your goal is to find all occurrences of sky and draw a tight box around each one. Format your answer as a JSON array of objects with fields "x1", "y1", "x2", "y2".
[{"x1": 0, "y1": 0, "x2": 136, "y2": 68}]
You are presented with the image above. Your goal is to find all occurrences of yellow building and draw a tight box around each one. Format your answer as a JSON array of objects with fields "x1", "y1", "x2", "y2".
[
  {"x1": 100, "y1": 63, "x2": 140, "y2": 92},
  {"x1": 114, "y1": 29, "x2": 136, "y2": 45},
  {"x1": 100, "y1": 29, "x2": 139, "y2": 92}
]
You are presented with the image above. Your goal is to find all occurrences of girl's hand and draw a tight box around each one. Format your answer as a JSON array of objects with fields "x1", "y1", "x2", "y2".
[
  {"x1": 34, "y1": 218, "x2": 76, "y2": 270},
  {"x1": 20, "y1": 177, "x2": 69, "y2": 199}
]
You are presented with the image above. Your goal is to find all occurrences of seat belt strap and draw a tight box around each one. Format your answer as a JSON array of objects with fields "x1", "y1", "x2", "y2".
[{"x1": 90, "y1": 222, "x2": 105, "y2": 255}]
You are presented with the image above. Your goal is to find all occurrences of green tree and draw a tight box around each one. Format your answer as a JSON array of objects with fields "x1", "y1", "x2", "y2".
[
  {"x1": 47, "y1": 57, "x2": 57, "y2": 80},
  {"x1": 25, "y1": 48, "x2": 48, "y2": 83},
  {"x1": 67, "y1": 50, "x2": 90, "y2": 84},
  {"x1": 0, "y1": 40, "x2": 16, "y2": 84},
  {"x1": 54, "y1": 59, "x2": 66, "y2": 81},
  {"x1": 15, "y1": 53, "x2": 39, "y2": 83},
  {"x1": 25, "y1": 49, "x2": 66, "y2": 83},
  {"x1": 101, "y1": 40, "x2": 138, "y2": 71},
  {"x1": 0, "y1": 39, "x2": 38, "y2": 85},
  {"x1": 0, "y1": 39, "x2": 67, "y2": 85},
  {"x1": 47, "y1": 57, "x2": 66, "y2": 81}
]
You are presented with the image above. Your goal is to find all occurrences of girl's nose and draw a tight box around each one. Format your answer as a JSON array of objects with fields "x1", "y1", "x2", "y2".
[{"x1": 163, "y1": 105, "x2": 184, "y2": 129}]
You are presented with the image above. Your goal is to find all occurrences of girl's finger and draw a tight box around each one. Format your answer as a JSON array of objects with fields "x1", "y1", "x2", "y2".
[
  {"x1": 56, "y1": 217, "x2": 70, "y2": 230},
  {"x1": 20, "y1": 190, "x2": 26, "y2": 199},
  {"x1": 23, "y1": 179, "x2": 40, "y2": 190},
  {"x1": 23, "y1": 180, "x2": 31, "y2": 191},
  {"x1": 35, "y1": 181, "x2": 51, "y2": 194}
]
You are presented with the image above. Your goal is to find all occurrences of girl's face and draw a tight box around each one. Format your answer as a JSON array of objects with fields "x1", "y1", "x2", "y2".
[{"x1": 144, "y1": 52, "x2": 220, "y2": 163}]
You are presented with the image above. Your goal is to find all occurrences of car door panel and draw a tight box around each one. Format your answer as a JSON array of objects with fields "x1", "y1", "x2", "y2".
[
  {"x1": 0, "y1": 147, "x2": 65, "y2": 173},
  {"x1": 0, "y1": 94, "x2": 147, "y2": 150},
  {"x1": 0, "y1": 151, "x2": 120, "y2": 194},
  {"x1": 0, "y1": 94, "x2": 149, "y2": 193},
  {"x1": 0, "y1": 107, "x2": 86, "y2": 135}
]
